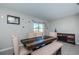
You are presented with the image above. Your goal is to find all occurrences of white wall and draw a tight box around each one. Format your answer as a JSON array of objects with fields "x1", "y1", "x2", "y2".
[
  {"x1": 0, "y1": 7, "x2": 49, "y2": 54},
  {"x1": 49, "y1": 14, "x2": 79, "y2": 44}
]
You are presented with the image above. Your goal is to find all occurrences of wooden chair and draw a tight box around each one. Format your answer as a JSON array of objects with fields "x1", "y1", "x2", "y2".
[
  {"x1": 49, "y1": 32, "x2": 57, "y2": 38},
  {"x1": 28, "y1": 32, "x2": 37, "y2": 38},
  {"x1": 35, "y1": 32, "x2": 43, "y2": 37},
  {"x1": 28, "y1": 32, "x2": 43, "y2": 38},
  {"x1": 11, "y1": 33, "x2": 32, "y2": 55}
]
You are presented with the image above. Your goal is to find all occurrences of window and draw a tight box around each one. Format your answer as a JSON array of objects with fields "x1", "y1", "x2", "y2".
[{"x1": 33, "y1": 23, "x2": 44, "y2": 32}]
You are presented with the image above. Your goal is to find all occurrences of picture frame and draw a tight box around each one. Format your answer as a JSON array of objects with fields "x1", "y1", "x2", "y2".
[{"x1": 7, "y1": 15, "x2": 20, "y2": 25}]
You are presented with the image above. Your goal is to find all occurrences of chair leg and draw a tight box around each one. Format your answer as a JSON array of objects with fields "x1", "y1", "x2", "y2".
[
  {"x1": 56, "y1": 48, "x2": 61, "y2": 55},
  {"x1": 13, "y1": 52, "x2": 15, "y2": 55},
  {"x1": 28, "y1": 53, "x2": 31, "y2": 55}
]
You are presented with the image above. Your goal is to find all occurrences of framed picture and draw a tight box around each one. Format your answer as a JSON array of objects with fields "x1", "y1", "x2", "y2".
[{"x1": 7, "y1": 15, "x2": 20, "y2": 25}]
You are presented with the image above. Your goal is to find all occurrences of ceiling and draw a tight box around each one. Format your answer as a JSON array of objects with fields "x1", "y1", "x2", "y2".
[{"x1": 0, "y1": 3, "x2": 79, "y2": 21}]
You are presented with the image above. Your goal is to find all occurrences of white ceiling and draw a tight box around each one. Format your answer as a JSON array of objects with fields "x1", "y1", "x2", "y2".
[{"x1": 0, "y1": 3, "x2": 79, "y2": 21}]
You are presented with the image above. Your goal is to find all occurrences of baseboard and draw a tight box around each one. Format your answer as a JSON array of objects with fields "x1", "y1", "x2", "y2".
[
  {"x1": 0, "y1": 47, "x2": 13, "y2": 53},
  {"x1": 0, "y1": 44, "x2": 22, "y2": 53},
  {"x1": 76, "y1": 43, "x2": 79, "y2": 45}
]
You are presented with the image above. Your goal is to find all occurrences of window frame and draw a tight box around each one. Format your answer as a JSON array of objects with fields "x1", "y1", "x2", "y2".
[{"x1": 33, "y1": 22, "x2": 44, "y2": 32}]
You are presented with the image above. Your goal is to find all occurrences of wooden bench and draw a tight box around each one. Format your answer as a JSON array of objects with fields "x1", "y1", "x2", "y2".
[{"x1": 31, "y1": 41, "x2": 63, "y2": 55}]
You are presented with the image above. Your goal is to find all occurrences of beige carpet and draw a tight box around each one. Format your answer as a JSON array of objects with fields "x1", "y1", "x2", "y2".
[{"x1": 60, "y1": 41, "x2": 79, "y2": 55}]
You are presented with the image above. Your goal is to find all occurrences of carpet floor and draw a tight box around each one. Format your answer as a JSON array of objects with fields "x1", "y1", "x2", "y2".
[{"x1": 60, "y1": 41, "x2": 79, "y2": 55}]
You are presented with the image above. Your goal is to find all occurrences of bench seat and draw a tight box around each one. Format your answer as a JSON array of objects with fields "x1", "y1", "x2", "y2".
[{"x1": 31, "y1": 41, "x2": 63, "y2": 55}]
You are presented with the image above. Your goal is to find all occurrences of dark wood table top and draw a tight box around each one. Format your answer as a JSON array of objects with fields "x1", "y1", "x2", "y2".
[{"x1": 21, "y1": 36, "x2": 57, "y2": 50}]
